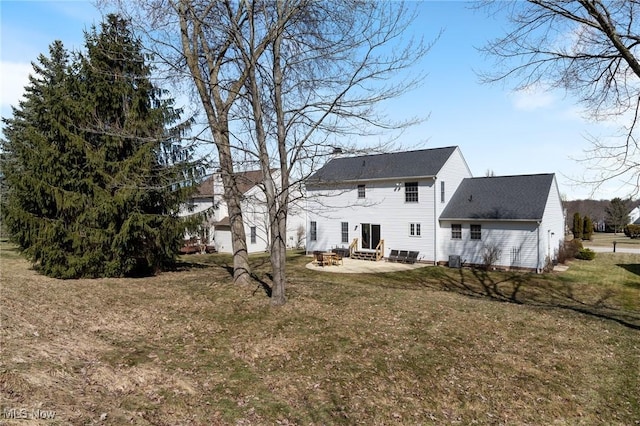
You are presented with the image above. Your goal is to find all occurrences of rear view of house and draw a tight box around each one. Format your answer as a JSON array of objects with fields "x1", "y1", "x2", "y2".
[
  {"x1": 305, "y1": 146, "x2": 472, "y2": 262},
  {"x1": 305, "y1": 146, "x2": 565, "y2": 271}
]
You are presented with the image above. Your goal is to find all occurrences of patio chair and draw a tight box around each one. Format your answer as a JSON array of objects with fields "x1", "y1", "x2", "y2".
[
  {"x1": 387, "y1": 249, "x2": 399, "y2": 262},
  {"x1": 406, "y1": 251, "x2": 419, "y2": 264},
  {"x1": 313, "y1": 251, "x2": 325, "y2": 266},
  {"x1": 397, "y1": 250, "x2": 409, "y2": 263}
]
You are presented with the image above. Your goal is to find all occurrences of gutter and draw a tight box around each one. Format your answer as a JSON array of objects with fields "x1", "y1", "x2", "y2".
[{"x1": 307, "y1": 175, "x2": 437, "y2": 186}]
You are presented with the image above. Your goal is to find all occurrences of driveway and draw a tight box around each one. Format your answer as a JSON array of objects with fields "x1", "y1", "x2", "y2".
[{"x1": 584, "y1": 244, "x2": 640, "y2": 254}]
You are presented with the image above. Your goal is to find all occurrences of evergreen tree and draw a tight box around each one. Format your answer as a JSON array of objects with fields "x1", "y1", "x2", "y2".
[
  {"x1": 572, "y1": 212, "x2": 583, "y2": 240},
  {"x1": 1, "y1": 15, "x2": 199, "y2": 278},
  {"x1": 583, "y1": 216, "x2": 593, "y2": 241}
]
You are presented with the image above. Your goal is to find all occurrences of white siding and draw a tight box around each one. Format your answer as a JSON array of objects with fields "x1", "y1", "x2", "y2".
[
  {"x1": 440, "y1": 221, "x2": 541, "y2": 269},
  {"x1": 539, "y1": 175, "x2": 565, "y2": 266},
  {"x1": 306, "y1": 178, "x2": 438, "y2": 261},
  {"x1": 434, "y1": 147, "x2": 473, "y2": 262}
]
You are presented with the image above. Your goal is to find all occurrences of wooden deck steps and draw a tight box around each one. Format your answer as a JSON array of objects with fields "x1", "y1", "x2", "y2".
[{"x1": 350, "y1": 251, "x2": 380, "y2": 261}]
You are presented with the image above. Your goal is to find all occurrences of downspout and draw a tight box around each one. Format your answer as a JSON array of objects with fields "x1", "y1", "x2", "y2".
[
  {"x1": 433, "y1": 177, "x2": 437, "y2": 265},
  {"x1": 536, "y1": 221, "x2": 541, "y2": 273}
]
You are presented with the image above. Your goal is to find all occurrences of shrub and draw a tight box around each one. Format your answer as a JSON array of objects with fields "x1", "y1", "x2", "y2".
[
  {"x1": 482, "y1": 243, "x2": 502, "y2": 270},
  {"x1": 624, "y1": 224, "x2": 640, "y2": 238},
  {"x1": 576, "y1": 248, "x2": 596, "y2": 260},
  {"x1": 558, "y1": 239, "x2": 582, "y2": 263}
]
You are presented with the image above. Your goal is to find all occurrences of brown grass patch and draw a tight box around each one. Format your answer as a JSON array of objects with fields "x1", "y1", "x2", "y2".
[{"x1": 1, "y1": 244, "x2": 639, "y2": 424}]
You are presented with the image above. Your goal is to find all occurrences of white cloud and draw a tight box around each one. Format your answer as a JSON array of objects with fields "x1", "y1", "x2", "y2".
[
  {"x1": 510, "y1": 85, "x2": 556, "y2": 111},
  {"x1": 1, "y1": 61, "x2": 32, "y2": 109}
]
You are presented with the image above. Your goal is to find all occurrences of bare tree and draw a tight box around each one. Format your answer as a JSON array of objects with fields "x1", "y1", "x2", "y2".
[
  {"x1": 103, "y1": 0, "x2": 432, "y2": 304},
  {"x1": 479, "y1": 0, "x2": 640, "y2": 195},
  {"x1": 232, "y1": 0, "x2": 432, "y2": 305}
]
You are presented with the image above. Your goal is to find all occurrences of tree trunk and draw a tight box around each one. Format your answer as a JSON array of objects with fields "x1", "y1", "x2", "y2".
[
  {"x1": 177, "y1": 2, "x2": 251, "y2": 285},
  {"x1": 219, "y1": 145, "x2": 251, "y2": 285}
]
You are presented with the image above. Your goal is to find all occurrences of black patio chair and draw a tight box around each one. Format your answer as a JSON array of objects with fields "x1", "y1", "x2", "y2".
[
  {"x1": 387, "y1": 249, "x2": 399, "y2": 262},
  {"x1": 405, "y1": 251, "x2": 419, "y2": 264},
  {"x1": 397, "y1": 250, "x2": 409, "y2": 263}
]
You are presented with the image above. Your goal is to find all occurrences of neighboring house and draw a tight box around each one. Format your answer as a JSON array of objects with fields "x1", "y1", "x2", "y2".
[
  {"x1": 629, "y1": 206, "x2": 640, "y2": 225},
  {"x1": 179, "y1": 170, "x2": 307, "y2": 254},
  {"x1": 305, "y1": 146, "x2": 565, "y2": 271}
]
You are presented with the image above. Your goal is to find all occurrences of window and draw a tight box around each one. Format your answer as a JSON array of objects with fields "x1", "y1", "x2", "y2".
[
  {"x1": 441, "y1": 181, "x2": 445, "y2": 203},
  {"x1": 310, "y1": 221, "x2": 317, "y2": 241},
  {"x1": 470, "y1": 224, "x2": 481, "y2": 240},
  {"x1": 357, "y1": 184, "x2": 365, "y2": 198},
  {"x1": 250, "y1": 226, "x2": 257, "y2": 244},
  {"x1": 451, "y1": 224, "x2": 461, "y2": 239},
  {"x1": 409, "y1": 223, "x2": 421, "y2": 237},
  {"x1": 405, "y1": 182, "x2": 418, "y2": 202},
  {"x1": 341, "y1": 222, "x2": 349, "y2": 243}
]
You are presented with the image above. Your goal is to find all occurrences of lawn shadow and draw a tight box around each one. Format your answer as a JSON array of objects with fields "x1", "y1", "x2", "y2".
[
  {"x1": 185, "y1": 253, "x2": 274, "y2": 297},
  {"x1": 617, "y1": 263, "x2": 640, "y2": 276},
  {"x1": 410, "y1": 267, "x2": 640, "y2": 331}
]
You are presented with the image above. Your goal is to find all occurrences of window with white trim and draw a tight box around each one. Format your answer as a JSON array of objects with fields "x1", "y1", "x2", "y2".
[
  {"x1": 405, "y1": 182, "x2": 418, "y2": 203},
  {"x1": 250, "y1": 226, "x2": 257, "y2": 244},
  {"x1": 357, "y1": 185, "x2": 365, "y2": 198},
  {"x1": 441, "y1": 181, "x2": 445, "y2": 203},
  {"x1": 451, "y1": 224, "x2": 462, "y2": 239},
  {"x1": 341, "y1": 222, "x2": 349, "y2": 243},
  {"x1": 409, "y1": 223, "x2": 421, "y2": 237}
]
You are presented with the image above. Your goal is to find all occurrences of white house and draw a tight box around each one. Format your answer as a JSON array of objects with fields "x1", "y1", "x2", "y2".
[
  {"x1": 305, "y1": 146, "x2": 565, "y2": 271},
  {"x1": 180, "y1": 170, "x2": 307, "y2": 254},
  {"x1": 629, "y1": 206, "x2": 640, "y2": 225}
]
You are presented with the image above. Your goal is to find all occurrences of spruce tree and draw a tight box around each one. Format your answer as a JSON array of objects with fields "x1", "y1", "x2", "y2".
[
  {"x1": 583, "y1": 216, "x2": 593, "y2": 241},
  {"x1": 1, "y1": 15, "x2": 198, "y2": 278},
  {"x1": 572, "y1": 212, "x2": 583, "y2": 240}
]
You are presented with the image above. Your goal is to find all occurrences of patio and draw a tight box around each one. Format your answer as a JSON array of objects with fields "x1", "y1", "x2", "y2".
[{"x1": 305, "y1": 256, "x2": 431, "y2": 274}]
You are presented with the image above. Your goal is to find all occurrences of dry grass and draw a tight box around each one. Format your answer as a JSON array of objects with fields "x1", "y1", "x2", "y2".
[{"x1": 1, "y1": 242, "x2": 639, "y2": 425}]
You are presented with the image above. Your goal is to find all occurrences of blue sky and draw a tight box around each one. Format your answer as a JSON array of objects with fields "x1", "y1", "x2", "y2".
[{"x1": 0, "y1": 1, "x2": 630, "y2": 200}]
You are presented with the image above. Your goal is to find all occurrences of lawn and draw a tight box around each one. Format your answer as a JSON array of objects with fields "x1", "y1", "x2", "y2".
[{"x1": 1, "y1": 242, "x2": 639, "y2": 425}]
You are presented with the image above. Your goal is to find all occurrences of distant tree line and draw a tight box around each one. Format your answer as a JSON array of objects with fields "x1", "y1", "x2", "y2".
[{"x1": 565, "y1": 197, "x2": 637, "y2": 235}]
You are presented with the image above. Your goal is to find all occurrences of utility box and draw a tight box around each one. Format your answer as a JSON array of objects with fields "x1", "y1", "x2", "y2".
[{"x1": 448, "y1": 255, "x2": 461, "y2": 268}]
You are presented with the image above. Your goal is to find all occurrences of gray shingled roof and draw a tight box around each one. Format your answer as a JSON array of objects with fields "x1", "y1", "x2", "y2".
[
  {"x1": 307, "y1": 146, "x2": 458, "y2": 183},
  {"x1": 440, "y1": 174, "x2": 555, "y2": 221}
]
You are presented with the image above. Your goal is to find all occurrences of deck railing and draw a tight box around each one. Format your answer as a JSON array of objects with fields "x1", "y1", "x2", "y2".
[
  {"x1": 375, "y1": 239, "x2": 385, "y2": 261},
  {"x1": 349, "y1": 238, "x2": 358, "y2": 256}
]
